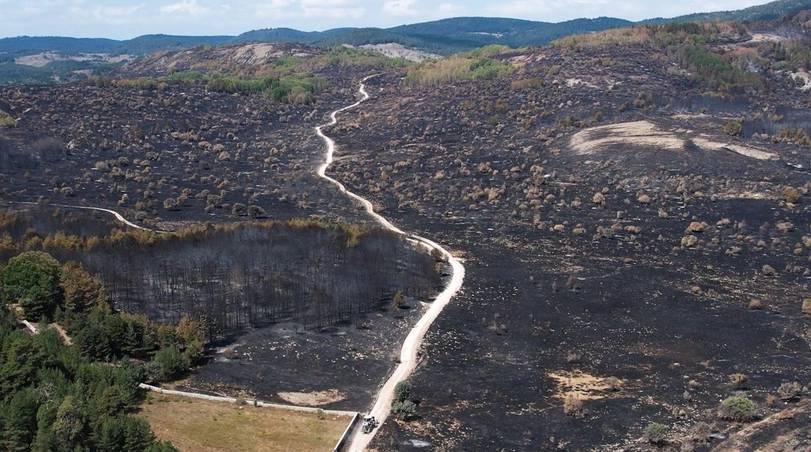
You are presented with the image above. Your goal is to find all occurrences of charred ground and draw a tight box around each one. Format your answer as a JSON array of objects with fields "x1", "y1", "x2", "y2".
[
  {"x1": 2, "y1": 13, "x2": 811, "y2": 451},
  {"x1": 321, "y1": 18, "x2": 811, "y2": 451}
]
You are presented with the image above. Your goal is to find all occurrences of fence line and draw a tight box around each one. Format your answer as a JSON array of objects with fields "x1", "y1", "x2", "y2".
[
  {"x1": 333, "y1": 412, "x2": 360, "y2": 452},
  {"x1": 138, "y1": 383, "x2": 358, "y2": 416}
]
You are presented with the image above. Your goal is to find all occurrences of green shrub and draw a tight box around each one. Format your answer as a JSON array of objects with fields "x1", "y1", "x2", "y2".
[
  {"x1": 271, "y1": 76, "x2": 325, "y2": 104},
  {"x1": 150, "y1": 345, "x2": 191, "y2": 382},
  {"x1": 1, "y1": 251, "x2": 62, "y2": 320},
  {"x1": 466, "y1": 44, "x2": 511, "y2": 58},
  {"x1": 204, "y1": 74, "x2": 324, "y2": 103},
  {"x1": 205, "y1": 75, "x2": 274, "y2": 94},
  {"x1": 320, "y1": 47, "x2": 409, "y2": 69},
  {"x1": 676, "y1": 45, "x2": 760, "y2": 91},
  {"x1": 166, "y1": 70, "x2": 204, "y2": 82},
  {"x1": 644, "y1": 422, "x2": 668, "y2": 444},
  {"x1": 718, "y1": 396, "x2": 758, "y2": 422},
  {"x1": 272, "y1": 55, "x2": 304, "y2": 73},
  {"x1": 391, "y1": 400, "x2": 417, "y2": 420},
  {"x1": 113, "y1": 78, "x2": 161, "y2": 90},
  {"x1": 405, "y1": 50, "x2": 513, "y2": 86},
  {"x1": 394, "y1": 380, "x2": 412, "y2": 403},
  {"x1": 0, "y1": 110, "x2": 16, "y2": 127},
  {"x1": 723, "y1": 119, "x2": 743, "y2": 136}
]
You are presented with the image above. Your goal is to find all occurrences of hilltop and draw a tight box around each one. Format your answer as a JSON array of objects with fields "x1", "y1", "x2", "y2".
[{"x1": 3, "y1": 0, "x2": 811, "y2": 85}]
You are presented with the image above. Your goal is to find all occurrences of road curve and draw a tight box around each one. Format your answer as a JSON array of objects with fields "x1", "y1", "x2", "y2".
[
  {"x1": 13, "y1": 201, "x2": 155, "y2": 231},
  {"x1": 315, "y1": 76, "x2": 466, "y2": 451}
]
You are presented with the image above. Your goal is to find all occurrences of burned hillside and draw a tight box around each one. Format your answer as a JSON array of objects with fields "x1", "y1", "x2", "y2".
[{"x1": 315, "y1": 19, "x2": 811, "y2": 451}]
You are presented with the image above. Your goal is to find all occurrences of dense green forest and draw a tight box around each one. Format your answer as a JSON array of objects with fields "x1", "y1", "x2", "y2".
[{"x1": 0, "y1": 248, "x2": 215, "y2": 451}]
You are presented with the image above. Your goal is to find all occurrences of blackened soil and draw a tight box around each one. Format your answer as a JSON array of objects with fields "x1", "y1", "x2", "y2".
[
  {"x1": 186, "y1": 303, "x2": 429, "y2": 411},
  {"x1": 316, "y1": 46, "x2": 811, "y2": 450},
  {"x1": 0, "y1": 66, "x2": 380, "y2": 229}
]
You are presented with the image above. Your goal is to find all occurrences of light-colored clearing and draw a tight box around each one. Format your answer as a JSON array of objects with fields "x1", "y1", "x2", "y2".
[
  {"x1": 14, "y1": 52, "x2": 132, "y2": 67},
  {"x1": 229, "y1": 43, "x2": 293, "y2": 66},
  {"x1": 569, "y1": 120, "x2": 776, "y2": 160},
  {"x1": 692, "y1": 136, "x2": 776, "y2": 160},
  {"x1": 139, "y1": 392, "x2": 350, "y2": 452},
  {"x1": 565, "y1": 78, "x2": 599, "y2": 89},
  {"x1": 277, "y1": 389, "x2": 346, "y2": 406},
  {"x1": 790, "y1": 69, "x2": 811, "y2": 91},
  {"x1": 357, "y1": 43, "x2": 440, "y2": 62},
  {"x1": 747, "y1": 33, "x2": 786, "y2": 44},
  {"x1": 548, "y1": 371, "x2": 622, "y2": 401},
  {"x1": 569, "y1": 120, "x2": 684, "y2": 154}
]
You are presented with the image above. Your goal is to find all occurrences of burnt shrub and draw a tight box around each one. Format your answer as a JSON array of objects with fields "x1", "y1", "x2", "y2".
[
  {"x1": 563, "y1": 394, "x2": 584, "y2": 416},
  {"x1": 778, "y1": 382, "x2": 802, "y2": 401},
  {"x1": 30, "y1": 137, "x2": 66, "y2": 162}
]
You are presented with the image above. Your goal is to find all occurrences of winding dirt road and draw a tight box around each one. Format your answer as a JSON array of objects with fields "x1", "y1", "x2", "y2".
[
  {"x1": 316, "y1": 76, "x2": 466, "y2": 451},
  {"x1": 14, "y1": 201, "x2": 154, "y2": 231}
]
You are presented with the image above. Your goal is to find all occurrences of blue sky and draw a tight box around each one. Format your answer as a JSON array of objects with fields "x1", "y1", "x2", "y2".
[{"x1": 0, "y1": 0, "x2": 769, "y2": 39}]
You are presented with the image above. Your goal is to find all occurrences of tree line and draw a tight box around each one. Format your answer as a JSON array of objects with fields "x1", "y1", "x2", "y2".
[
  {"x1": 1, "y1": 208, "x2": 442, "y2": 339},
  {"x1": 0, "y1": 251, "x2": 179, "y2": 450}
]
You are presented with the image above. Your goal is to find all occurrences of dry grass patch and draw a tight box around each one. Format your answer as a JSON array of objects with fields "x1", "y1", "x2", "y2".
[
  {"x1": 548, "y1": 371, "x2": 624, "y2": 401},
  {"x1": 139, "y1": 393, "x2": 351, "y2": 452},
  {"x1": 277, "y1": 389, "x2": 346, "y2": 406}
]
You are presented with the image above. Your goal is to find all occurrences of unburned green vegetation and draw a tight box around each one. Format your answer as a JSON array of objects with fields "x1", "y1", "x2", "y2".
[
  {"x1": 315, "y1": 46, "x2": 410, "y2": 69},
  {"x1": 0, "y1": 276, "x2": 177, "y2": 451},
  {"x1": 405, "y1": 45, "x2": 514, "y2": 86},
  {"x1": 676, "y1": 45, "x2": 761, "y2": 91},
  {"x1": 107, "y1": 46, "x2": 407, "y2": 104},
  {"x1": 92, "y1": 72, "x2": 325, "y2": 104},
  {"x1": 0, "y1": 110, "x2": 16, "y2": 127},
  {"x1": 718, "y1": 396, "x2": 759, "y2": 422},
  {"x1": 553, "y1": 22, "x2": 762, "y2": 92},
  {"x1": 204, "y1": 74, "x2": 325, "y2": 103},
  {"x1": 1, "y1": 249, "x2": 204, "y2": 381},
  {"x1": 552, "y1": 22, "x2": 748, "y2": 49}
]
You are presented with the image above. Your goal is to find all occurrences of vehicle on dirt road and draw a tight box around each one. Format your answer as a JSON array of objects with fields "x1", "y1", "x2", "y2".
[{"x1": 361, "y1": 415, "x2": 378, "y2": 434}]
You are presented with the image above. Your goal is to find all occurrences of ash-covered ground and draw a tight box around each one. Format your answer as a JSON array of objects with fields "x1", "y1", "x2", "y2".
[{"x1": 322, "y1": 32, "x2": 811, "y2": 451}]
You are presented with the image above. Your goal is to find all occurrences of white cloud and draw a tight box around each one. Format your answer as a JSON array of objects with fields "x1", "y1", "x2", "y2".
[
  {"x1": 382, "y1": 0, "x2": 419, "y2": 17},
  {"x1": 160, "y1": 0, "x2": 210, "y2": 16},
  {"x1": 90, "y1": 4, "x2": 146, "y2": 24},
  {"x1": 437, "y1": 3, "x2": 463, "y2": 16},
  {"x1": 0, "y1": 0, "x2": 779, "y2": 39},
  {"x1": 300, "y1": 0, "x2": 365, "y2": 19}
]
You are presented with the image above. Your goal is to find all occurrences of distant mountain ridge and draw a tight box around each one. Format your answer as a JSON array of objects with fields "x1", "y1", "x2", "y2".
[
  {"x1": 643, "y1": 0, "x2": 811, "y2": 24},
  {"x1": 0, "y1": 0, "x2": 808, "y2": 59}
]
